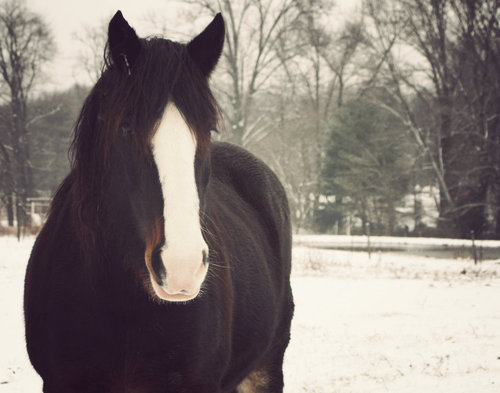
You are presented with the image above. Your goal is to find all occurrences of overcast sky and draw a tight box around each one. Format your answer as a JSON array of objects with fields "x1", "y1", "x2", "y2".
[
  {"x1": 25, "y1": 0, "x2": 360, "y2": 91},
  {"x1": 25, "y1": 0, "x2": 190, "y2": 89}
]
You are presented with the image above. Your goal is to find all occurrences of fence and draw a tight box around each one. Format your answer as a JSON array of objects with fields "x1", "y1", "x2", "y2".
[{"x1": 26, "y1": 197, "x2": 52, "y2": 226}]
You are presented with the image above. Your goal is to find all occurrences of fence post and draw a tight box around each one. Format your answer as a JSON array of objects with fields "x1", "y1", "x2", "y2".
[
  {"x1": 367, "y1": 222, "x2": 372, "y2": 259},
  {"x1": 470, "y1": 230, "x2": 478, "y2": 265}
]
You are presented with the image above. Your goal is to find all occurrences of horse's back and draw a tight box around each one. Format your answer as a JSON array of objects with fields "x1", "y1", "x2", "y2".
[
  {"x1": 210, "y1": 141, "x2": 291, "y2": 273},
  {"x1": 208, "y1": 142, "x2": 293, "y2": 390}
]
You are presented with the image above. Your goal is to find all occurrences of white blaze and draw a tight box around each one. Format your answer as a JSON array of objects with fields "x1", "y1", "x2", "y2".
[{"x1": 150, "y1": 103, "x2": 209, "y2": 301}]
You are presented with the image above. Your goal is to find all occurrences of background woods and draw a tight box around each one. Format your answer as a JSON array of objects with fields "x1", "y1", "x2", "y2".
[
  {"x1": 0, "y1": 0, "x2": 54, "y2": 237},
  {"x1": 1, "y1": 0, "x2": 500, "y2": 239},
  {"x1": 361, "y1": 0, "x2": 500, "y2": 237}
]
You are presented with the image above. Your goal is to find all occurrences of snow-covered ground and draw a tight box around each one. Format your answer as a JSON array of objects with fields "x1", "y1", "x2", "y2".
[
  {"x1": 294, "y1": 234, "x2": 500, "y2": 249},
  {"x1": 1, "y1": 236, "x2": 499, "y2": 392}
]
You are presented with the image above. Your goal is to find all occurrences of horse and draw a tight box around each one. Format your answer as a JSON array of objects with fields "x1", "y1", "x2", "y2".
[{"x1": 24, "y1": 11, "x2": 293, "y2": 393}]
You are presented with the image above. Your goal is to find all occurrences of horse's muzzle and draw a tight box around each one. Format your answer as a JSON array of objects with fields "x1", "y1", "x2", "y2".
[{"x1": 149, "y1": 248, "x2": 208, "y2": 302}]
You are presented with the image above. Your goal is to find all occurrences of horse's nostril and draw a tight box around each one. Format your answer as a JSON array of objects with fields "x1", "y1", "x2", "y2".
[
  {"x1": 202, "y1": 250, "x2": 209, "y2": 265},
  {"x1": 151, "y1": 247, "x2": 166, "y2": 285},
  {"x1": 163, "y1": 286, "x2": 193, "y2": 296}
]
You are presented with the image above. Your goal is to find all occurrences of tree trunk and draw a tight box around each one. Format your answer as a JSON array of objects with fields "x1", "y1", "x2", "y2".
[
  {"x1": 6, "y1": 194, "x2": 14, "y2": 227},
  {"x1": 10, "y1": 88, "x2": 32, "y2": 239},
  {"x1": 16, "y1": 197, "x2": 27, "y2": 240},
  {"x1": 386, "y1": 196, "x2": 395, "y2": 236},
  {"x1": 483, "y1": 177, "x2": 499, "y2": 239},
  {"x1": 437, "y1": 103, "x2": 460, "y2": 237}
]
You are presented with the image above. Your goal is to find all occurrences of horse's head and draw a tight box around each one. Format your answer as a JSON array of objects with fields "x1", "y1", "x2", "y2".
[{"x1": 71, "y1": 11, "x2": 224, "y2": 302}]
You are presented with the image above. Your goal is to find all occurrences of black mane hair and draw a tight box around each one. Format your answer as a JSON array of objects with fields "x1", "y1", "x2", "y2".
[{"x1": 53, "y1": 36, "x2": 220, "y2": 248}]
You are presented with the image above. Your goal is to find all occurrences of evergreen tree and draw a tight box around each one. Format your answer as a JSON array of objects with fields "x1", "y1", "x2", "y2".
[{"x1": 317, "y1": 98, "x2": 411, "y2": 235}]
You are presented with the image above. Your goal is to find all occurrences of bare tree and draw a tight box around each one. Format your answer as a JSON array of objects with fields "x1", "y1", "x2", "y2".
[
  {"x1": 362, "y1": 0, "x2": 500, "y2": 237},
  {"x1": 362, "y1": 0, "x2": 459, "y2": 235},
  {"x1": 183, "y1": 0, "x2": 308, "y2": 147},
  {"x1": 73, "y1": 20, "x2": 108, "y2": 83},
  {"x1": 447, "y1": 0, "x2": 500, "y2": 237},
  {"x1": 0, "y1": 0, "x2": 54, "y2": 237},
  {"x1": 261, "y1": 1, "x2": 366, "y2": 231}
]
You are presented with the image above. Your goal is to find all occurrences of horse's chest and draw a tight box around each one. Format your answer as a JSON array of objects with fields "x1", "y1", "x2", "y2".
[
  {"x1": 107, "y1": 367, "x2": 193, "y2": 393},
  {"x1": 47, "y1": 302, "x2": 228, "y2": 391},
  {"x1": 94, "y1": 330, "x2": 223, "y2": 393}
]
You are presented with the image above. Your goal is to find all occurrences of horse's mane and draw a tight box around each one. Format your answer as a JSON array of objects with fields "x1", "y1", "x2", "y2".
[{"x1": 50, "y1": 36, "x2": 220, "y2": 249}]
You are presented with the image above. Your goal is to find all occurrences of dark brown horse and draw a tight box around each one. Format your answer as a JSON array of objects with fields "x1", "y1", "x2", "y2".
[{"x1": 24, "y1": 11, "x2": 293, "y2": 393}]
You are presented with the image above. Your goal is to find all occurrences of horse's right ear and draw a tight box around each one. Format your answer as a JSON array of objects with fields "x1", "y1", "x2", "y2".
[
  {"x1": 108, "y1": 11, "x2": 141, "y2": 75},
  {"x1": 187, "y1": 13, "x2": 225, "y2": 76}
]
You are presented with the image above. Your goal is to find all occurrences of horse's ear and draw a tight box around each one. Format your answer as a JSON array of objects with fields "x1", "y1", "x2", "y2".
[
  {"x1": 108, "y1": 11, "x2": 141, "y2": 74},
  {"x1": 187, "y1": 13, "x2": 225, "y2": 76}
]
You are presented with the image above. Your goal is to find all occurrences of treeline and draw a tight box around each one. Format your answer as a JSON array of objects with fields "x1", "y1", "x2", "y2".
[
  {"x1": 0, "y1": 85, "x2": 88, "y2": 224},
  {"x1": 1, "y1": 0, "x2": 500, "y2": 239},
  {"x1": 202, "y1": 0, "x2": 500, "y2": 238}
]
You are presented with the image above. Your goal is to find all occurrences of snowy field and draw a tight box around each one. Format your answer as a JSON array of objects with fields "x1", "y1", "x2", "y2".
[
  {"x1": 294, "y1": 234, "x2": 500, "y2": 249},
  {"x1": 1, "y1": 236, "x2": 500, "y2": 392}
]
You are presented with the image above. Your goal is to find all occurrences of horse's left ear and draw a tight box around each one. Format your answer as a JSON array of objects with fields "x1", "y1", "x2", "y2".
[
  {"x1": 187, "y1": 13, "x2": 225, "y2": 76},
  {"x1": 108, "y1": 11, "x2": 141, "y2": 74}
]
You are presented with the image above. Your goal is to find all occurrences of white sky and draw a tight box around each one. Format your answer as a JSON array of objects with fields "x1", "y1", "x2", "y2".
[
  {"x1": 26, "y1": 0, "x2": 190, "y2": 89},
  {"x1": 25, "y1": 0, "x2": 360, "y2": 91}
]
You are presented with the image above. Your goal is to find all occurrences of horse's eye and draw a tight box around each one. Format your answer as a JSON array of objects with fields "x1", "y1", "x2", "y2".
[{"x1": 121, "y1": 124, "x2": 134, "y2": 135}]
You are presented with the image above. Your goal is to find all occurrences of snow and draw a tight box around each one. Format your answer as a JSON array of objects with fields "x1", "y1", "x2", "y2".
[
  {"x1": 294, "y1": 234, "x2": 500, "y2": 249},
  {"x1": 1, "y1": 236, "x2": 500, "y2": 392},
  {"x1": 288, "y1": 247, "x2": 500, "y2": 392},
  {"x1": 0, "y1": 237, "x2": 41, "y2": 392}
]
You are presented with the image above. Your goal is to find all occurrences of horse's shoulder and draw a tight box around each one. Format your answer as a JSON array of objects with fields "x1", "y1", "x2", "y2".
[
  {"x1": 210, "y1": 141, "x2": 290, "y2": 241},
  {"x1": 210, "y1": 142, "x2": 283, "y2": 195},
  {"x1": 28, "y1": 173, "x2": 77, "y2": 270},
  {"x1": 48, "y1": 173, "x2": 74, "y2": 215},
  {"x1": 210, "y1": 141, "x2": 258, "y2": 169}
]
